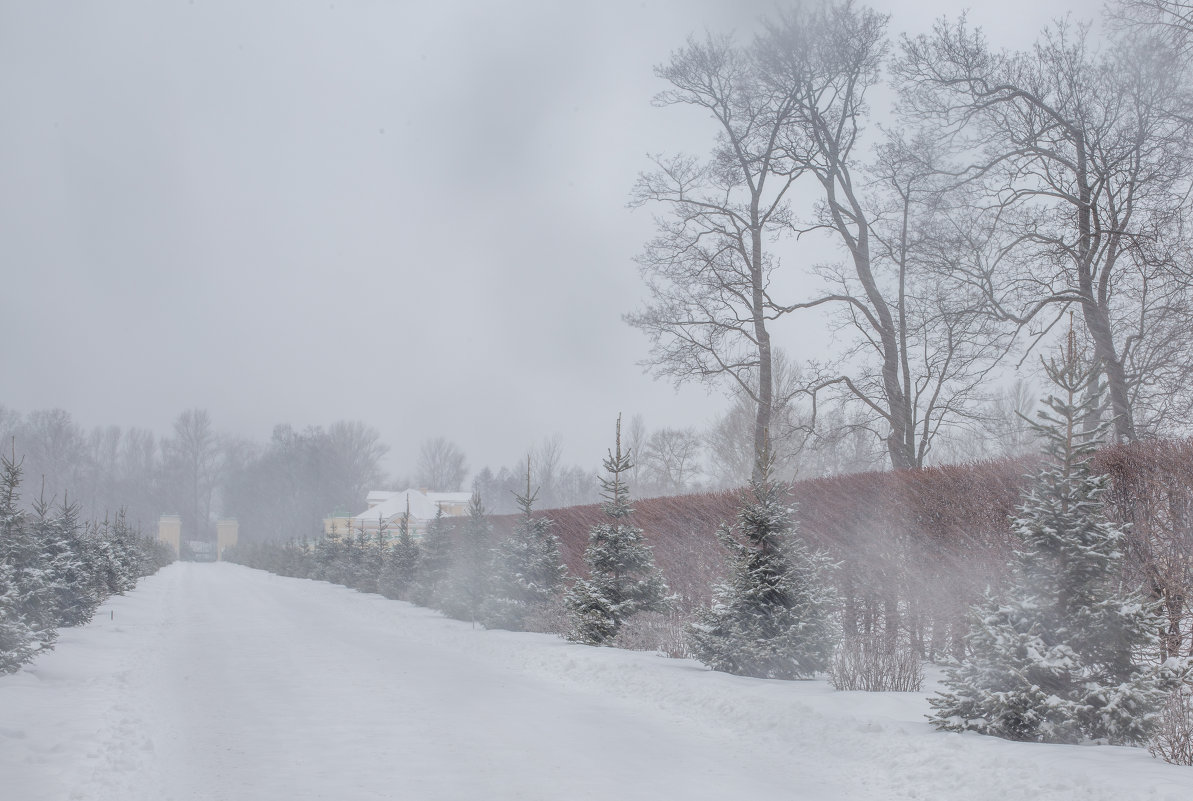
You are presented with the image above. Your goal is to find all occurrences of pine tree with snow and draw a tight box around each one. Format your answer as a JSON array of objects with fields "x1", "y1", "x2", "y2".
[
  {"x1": 929, "y1": 357, "x2": 1172, "y2": 744},
  {"x1": 483, "y1": 461, "x2": 567, "y2": 631},
  {"x1": 31, "y1": 490, "x2": 100, "y2": 627},
  {"x1": 411, "y1": 508, "x2": 454, "y2": 608},
  {"x1": 566, "y1": 417, "x2": 669, "y2": 646},
  {"x1": 440, "y1": 492, "x2": 493, "y2": 624},
  {"x1": 366, "y1": 513, "x2": 391, "y2": 594},
  {"x1": 378, "y1": 503, "x2": 420, "y2": 601},
  {"x1": 0, "y1": 444, "x2": 56, "y2": 671},
  {"x1": 0, "y1": 560, "x2": 38, "y2": 673},
  {"x1": 686, "y1": 455, "x2": 837, "y2": 679}
]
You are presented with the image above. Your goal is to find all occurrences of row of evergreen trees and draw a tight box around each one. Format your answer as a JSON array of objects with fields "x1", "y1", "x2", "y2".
[
  {"x1": 686, "y1": 356, "x2": 1181, "y2": 745},
  {"x1": 1, "y1": 447, "x2": 175, "y2": 673},
  {"x1": 229, "y1": 363, "x2": 1179, "y2": 747},
  {"x1": 227, "y1": 417, "x2": 674, "y2": 644}
]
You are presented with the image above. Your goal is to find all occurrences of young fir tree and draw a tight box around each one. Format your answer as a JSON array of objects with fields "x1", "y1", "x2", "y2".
[
  {"x1": 0, "y1": 447, "x2": 45, "y2": 673},
  {"x1": 686, "y1": 455, "x2": 837, "y2": 679},
  {"x1": 378, "y1": 501, "x2": 420, "y2": 601},
  {"x1": 0, "y1": 560, "x2": 37, "y2": 673},
  {"x1": 440, "y1": 491, "x2": 493, "y2": 624},
  {"x1": 411, "y1": 508, "x2": 453, "y2": 608},
  {"x1": 367, "y1": 512, "x2": 391, "y2": 594},
  {"x1": 566, "y1": 416, "x2": 669, "y2": 645},
  {"x1": 31, "y1": 490, "x2": 99, "y2": 627},
  {"x1": 929, "y1": 357, "x2": 1172, "y2": 744},
  {"x1": 483, "y1": 460, "x2": 567, "y2": 631}
]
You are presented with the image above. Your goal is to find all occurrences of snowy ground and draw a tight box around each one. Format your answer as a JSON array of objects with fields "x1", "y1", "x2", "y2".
[{"x1": 3, "y1": 563, "x2": 1192, "y2": 801}]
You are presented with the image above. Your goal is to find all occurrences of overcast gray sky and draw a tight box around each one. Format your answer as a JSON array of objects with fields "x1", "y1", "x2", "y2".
[{"x1": 1, "y1": 0, "x2": 1084, "y2": 479}]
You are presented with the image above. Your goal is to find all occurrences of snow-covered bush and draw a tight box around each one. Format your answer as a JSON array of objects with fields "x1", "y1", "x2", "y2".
[
  {"x1": 686, "y1": 466, "x2": 838, "y2": 680},
  {"x1": 829, "y1": 635, "x2": 923, "y2": 692},
  {"x1": 929, "y1": 359, "x2": 1173, "y2": 744}
]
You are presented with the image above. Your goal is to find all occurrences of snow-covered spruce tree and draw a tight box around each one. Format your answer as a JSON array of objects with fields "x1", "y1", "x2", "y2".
[
  {"x1": 343, "y1": 527, "x2": 374, "y2": 591},
  {"x1": 929, "y1": 358, "x2": 1172, "y2": 744},
  {"x1": 686, "y1": 458, "x2": 837, "y2": 679},
  {"x1": 378, "y1": 504, "x2": 420, "y2": 601},
  {"x1": 0, "y1": 561, "x2": 38, "y2": 673},
  {"x1": 483, "y1": 462, "x2": 567, "y2": 631},
  {"x1": 364, "y1": 513, "x2": 390, "y2": 594},
  {"x1": 309, "y1": 534, "x2": 344, "y2": 584},
  {"x1": 566, "y1": 418, "x2": 669, "y2": 645},
  {"x1": 439, "y1": 492, "x2": 493, "y2": 624},
  {"x1": 0, "y1": 446, "x2": 55, "y2": 671},
  {"x1": 410, "y1": 508, "x2": 454, "y2": 608},
  {"x1": 31, "y1": 491, "x2": 99, "y2": 627}
]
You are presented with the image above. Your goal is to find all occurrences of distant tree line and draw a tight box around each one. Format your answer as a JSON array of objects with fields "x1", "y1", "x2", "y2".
[{"x1": 0, "y1": 405, "x2": 390, "y2": 546}]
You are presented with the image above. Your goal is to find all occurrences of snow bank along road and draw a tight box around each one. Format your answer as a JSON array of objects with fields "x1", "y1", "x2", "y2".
[{"x1": 3, "y1": 564, "x2": 1193, "y2": 801}]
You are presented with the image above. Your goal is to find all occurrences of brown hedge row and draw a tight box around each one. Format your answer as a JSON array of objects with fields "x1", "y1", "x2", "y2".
[{"x1": 489, "y1": 439, "x2": 1193, "y2": 661}]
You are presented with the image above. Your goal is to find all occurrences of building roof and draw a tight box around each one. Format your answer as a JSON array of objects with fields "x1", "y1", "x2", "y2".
[
  {"x1": 366, "y1": 490, "x2": 397, "y2": 508},
  {"x1": 351, "y1": 489, "x2": 471, "y2": 524}
]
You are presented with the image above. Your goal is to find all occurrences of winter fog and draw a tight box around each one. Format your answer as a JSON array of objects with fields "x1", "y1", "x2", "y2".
[
  {"x1": 7, "y1": 1, "x2": 1193, "y2": 799},
  {"x1": 3, "y1": 0, "x2": 1077, "y2": 494}
]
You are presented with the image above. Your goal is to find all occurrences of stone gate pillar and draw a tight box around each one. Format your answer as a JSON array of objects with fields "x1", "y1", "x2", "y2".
[
  {"x1": 158, "y1": 515, "x2": 181, "y2": 558},
  {"x1": 216, "y1": 519, "x2": 239, "y2": 561}
]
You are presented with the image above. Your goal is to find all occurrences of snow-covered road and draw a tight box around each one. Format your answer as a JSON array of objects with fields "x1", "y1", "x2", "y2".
[{"x1": 3, "y1": 563, "x2": 1192, "y2": 801}]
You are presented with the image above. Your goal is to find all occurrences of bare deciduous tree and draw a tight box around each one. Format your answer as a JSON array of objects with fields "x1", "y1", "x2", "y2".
[
  {"x1": 326, "y1": 421, "x2": 389, "y2": 510},
  {"x1": 896, "y1": 15, "x2": 1193, "y2": 440},
  {"x1": 627, "y1": 34, "x2": 802, "y2": 479},
  {"x1": 755, "y1": 3, "x2": 1014, "y2": 469},
  {"x1": 705, "y1": 350, "x2": 807, "y2": 487},
  {"x1": 414, "y1": 437, "x2": 468, "y2": 492},
  {"x1": 640, "y1": 427, "x2": 703, "y2": 496},
  {"x1": 1114, "y1": 1, "x2": 1193, "y2": 52},
  {"x1": 162, "y1": 408, "x2": 221, "y2": 540}
]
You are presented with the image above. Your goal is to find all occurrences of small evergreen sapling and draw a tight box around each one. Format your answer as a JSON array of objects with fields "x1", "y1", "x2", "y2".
[
  {"x1": 484, "y1": 461, "x2": 567, "y2": 631},
  {"x1": 0, "y1": 560, "x2": 37, "y2": 673},
  {"x1": 411, "y1": 508, "x2": 454, "y2": 609},
  {"x1": 378, "y1": 501, "x2": 420, "y2": 601},
  {"x1": 566, "y1": 417, "x2": 669, "y2": 645},
  {"x1": 440, "y1": 492, "x2": 493, "y2": 624},
  {"x1": 686, "y1": 458, "x2": 837, "y2": 679},
  {"x1": 0, "y1": 446, "x2": 57, "y2": 668},
  {"x1": 31, "y1": 489, "x2": 99, "y2": 627},
  {"x1": 929, "y1": 358, "x2": 1173, "y2": 744}
]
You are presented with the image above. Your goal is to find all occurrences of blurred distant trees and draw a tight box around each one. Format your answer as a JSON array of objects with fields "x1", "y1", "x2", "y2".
[
  {"x1": 221, "y1": 422, "x2": 388, "y2": 542},
  {"x1": 161, "y1": 409, "x2": 221, "y2": 542},
  {"x1": 0, "y1": 403, "x2": 388, "y2": 544},
  {"x1": 414, "y1": 437, "x2": 468, "y2": 492}
]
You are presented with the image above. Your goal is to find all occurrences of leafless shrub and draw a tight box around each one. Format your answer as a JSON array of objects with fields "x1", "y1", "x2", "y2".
[
  {"x1": 520, "y1": 596, "x2": 571, "y2": 637},
  {"x1": 829, "y1": 636, "x2": 924, "y2": 692},
  {"x1": 611, "y1": 611, "x2": 690, "y2": 659},
  {"x1": 1150, "y1": 676, "x2": 1193, "y2": 766}
]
